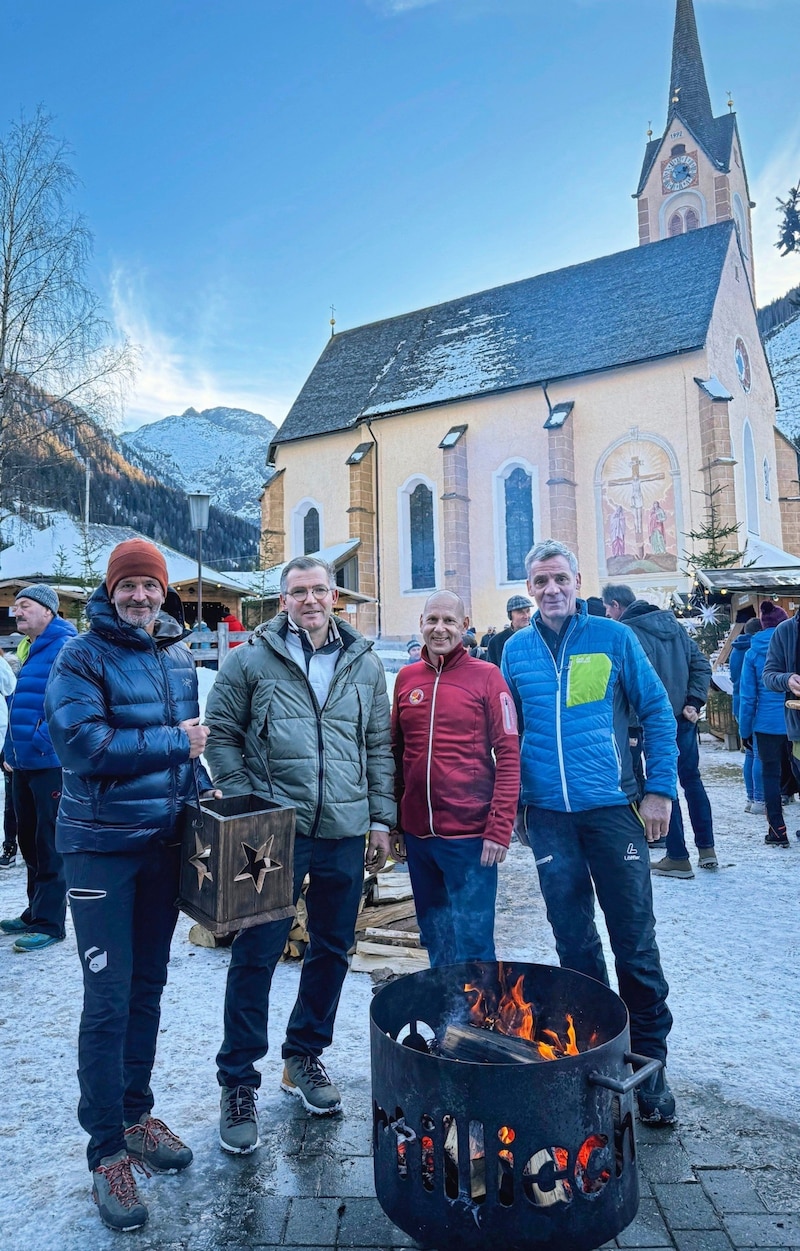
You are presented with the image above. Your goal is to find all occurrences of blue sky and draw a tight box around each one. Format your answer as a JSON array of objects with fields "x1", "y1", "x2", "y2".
[{"x1": 5, "y1": 0, "x2": 799, "y2": 430}]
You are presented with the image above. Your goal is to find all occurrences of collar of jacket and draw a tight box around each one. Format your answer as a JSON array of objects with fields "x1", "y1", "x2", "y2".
[
  {"x1": 286, "y1": 612, "x2": 343, "y2": 663},
  {"x1": 422, "y1": 641, "x2": 468, "y2": 672},
  {"x1": 254, "y1": 610, "x2": 367, "y2": 657},
  {"x1": 86, "y1": 583, "x2": 188, "y2": 650}
]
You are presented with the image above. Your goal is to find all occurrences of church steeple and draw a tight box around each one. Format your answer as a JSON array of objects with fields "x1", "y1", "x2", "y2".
[{"x1": 668, "y1": 0, "x2": 713, "y2": 133}]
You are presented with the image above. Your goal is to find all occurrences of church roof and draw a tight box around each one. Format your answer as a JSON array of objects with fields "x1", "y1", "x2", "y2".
[{"x1": 273, "y1": 222, "x2": 735, "y2": 445}]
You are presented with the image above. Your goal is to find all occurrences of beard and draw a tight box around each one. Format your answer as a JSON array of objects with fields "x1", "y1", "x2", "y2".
[{"x1": 116, "y1": 604, "x2": 161, "y2": 630}]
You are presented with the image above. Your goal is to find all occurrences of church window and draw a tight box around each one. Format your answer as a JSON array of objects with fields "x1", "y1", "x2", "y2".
[
  {"x1": 303, "y1": 507, "x2": 320, "y2": 555},
  {"x1": 668, "y1": 212, "x2": 683, "y2": 237},
  {"x1": 670, "y1": 144, "x2": 686, "y2": 156},
  {"x1": 743, "y1": 423, "x2": 760, "y2": 535},
  {"x1": 684, "y1": 207, "x2": 699, "y2": 232},
  {"x1": 504, "y1": 468, "x2": 534, "y2": 582},
  {"x1": 763, "y1": 458, "x2": 772, "y2": 502},
  {"x1": 409, "y1": 484, "x2": 436, "y2": 589}
]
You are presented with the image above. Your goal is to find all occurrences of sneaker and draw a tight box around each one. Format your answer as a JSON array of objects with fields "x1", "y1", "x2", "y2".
[
  {"x1": 636, "y1": 1067, "x2": 677, "y2": 1126},
  {"x1": 219, "y1": 1085, "x2": 260, "y2": 1154},
  {"x1": 13, "y1": 932, "x2": 63, "y2": 952},
  {"x1": 281, "y1": 1054, "x2": 342, "y2": 1115},
  {"x1": 0, "y1": 916, "x2": 28, "y2": 934},
  {"x1": 749, "y1": 801, "x2": 766, "y2": 816},
  {"x1": 92, "y1": 1151, "x2": 149, "y2": 1231},
  {"x1": 744, "y1": 800, "x2": 752, "y2": 813},
  {"x1": 651, "y1": 857, "x2": 694, "y2": 880},
  {"x1": 764, "y1": 829, "x2": 790, "y2": 848},
  {"x1": 124, "y1": 1114, "x2": 193, "y2": 1172},
  {"x1": 0, "y1": 849, "x2": 16, "y2": 869},
  {"x1": 698, "y1": 848, "x2": 718, "y2": 869}
]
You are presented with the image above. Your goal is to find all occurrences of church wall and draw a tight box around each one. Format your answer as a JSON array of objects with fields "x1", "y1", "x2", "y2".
[
  {"x1": 275, "y1": 428, "x2": 354, "y2": 559},
  {"x1": 704, "y1": 234, "x2": 783, "y2": 550}
]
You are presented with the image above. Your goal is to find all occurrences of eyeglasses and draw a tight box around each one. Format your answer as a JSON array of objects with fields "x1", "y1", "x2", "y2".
[{"x1": 284, "y1": 585, "x2": 333, "y2": 601}]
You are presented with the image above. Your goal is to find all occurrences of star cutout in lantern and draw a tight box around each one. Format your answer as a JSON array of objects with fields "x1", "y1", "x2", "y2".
[
  {"x1": 189, "y1": 832, "x2": 213, "y2": 889},
  {"x1": 234, "y1": 835, "x2": 279, "y2": 894}
]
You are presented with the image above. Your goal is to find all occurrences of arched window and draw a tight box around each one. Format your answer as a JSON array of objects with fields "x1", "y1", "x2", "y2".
[
  {"x1": 409, "y1": 483, "x2": 436, "y2": 590},
  {"x1": 504, "y1": 467, "x2": 534, "y2": 582},
  {"x1": 743, "y1": 422, "x2": 759, "y2": 535},
  {"x1": 303, "y1": 507, "x2": 320, "y2": 554},
  {"x1": 684, "y1": 207, "x2": 699, "y2": 232},
  {"x1": 763, "y1": 457, "x2": 772, "y2": 502},
  {"x1": 668, "y1": 212, "x2": 683, "y2": 237}
]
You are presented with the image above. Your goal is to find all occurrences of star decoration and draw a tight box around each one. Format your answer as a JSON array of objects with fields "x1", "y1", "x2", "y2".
[
  {"x1": 234, "y1": 836, "x2": 280, "y2": 894},
  {"x1": 189, "y1": 832, "x2": 213, "y2": 890},
  {"x1": 699, "y1": 604, "x2": 719, "y2": 626}
]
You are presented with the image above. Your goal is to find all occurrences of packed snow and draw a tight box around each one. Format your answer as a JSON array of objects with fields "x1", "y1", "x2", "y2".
[{"x1": 0, "y1": 735, "x2": 798, "y2": 1249}]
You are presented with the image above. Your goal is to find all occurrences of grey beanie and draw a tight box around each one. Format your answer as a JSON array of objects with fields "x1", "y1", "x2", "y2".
[{"x1": 15, "y1": 585, "x2": 59, "y2": 616}]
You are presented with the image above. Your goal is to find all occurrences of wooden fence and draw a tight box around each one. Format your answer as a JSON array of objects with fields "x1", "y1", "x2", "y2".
[{"x1": 188, "y1": 621, "x2": 251, "y2": 667}]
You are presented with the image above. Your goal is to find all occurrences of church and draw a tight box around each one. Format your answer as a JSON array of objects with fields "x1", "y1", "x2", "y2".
[{"x1": 261, "y1": 0, "x2": 800, "y2": 640}]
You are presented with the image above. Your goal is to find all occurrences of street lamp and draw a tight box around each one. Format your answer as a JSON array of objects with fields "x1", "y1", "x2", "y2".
[{"x1": 187, "y1": 492, "x2": 211, "y2": 626}]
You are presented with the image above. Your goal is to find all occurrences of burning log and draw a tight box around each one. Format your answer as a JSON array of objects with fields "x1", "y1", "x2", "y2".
[{"x1": 439, "y1": 1022, "x2": 548, "y2": 1065}]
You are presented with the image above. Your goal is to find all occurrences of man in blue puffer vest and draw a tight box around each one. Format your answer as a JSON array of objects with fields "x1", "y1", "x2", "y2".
[
  {"x1": 502, "y1": 541, "x2": 679, "y2": 1126},
  {"x1": 46, "y1": 539, "x2": 218, "y2": 1234},
  {"x1": 0, "y1": 585, "x2": 76, "y2": 952}
]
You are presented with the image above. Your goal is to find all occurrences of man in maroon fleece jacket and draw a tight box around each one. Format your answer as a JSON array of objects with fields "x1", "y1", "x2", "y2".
[{"x1": 391, "y1": 590, "x2": 520, "y2": 966}]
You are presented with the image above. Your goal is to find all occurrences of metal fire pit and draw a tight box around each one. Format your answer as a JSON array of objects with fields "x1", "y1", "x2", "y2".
[{"x1": 370, "y1": 961, "x2": 659, "y2": 1251}]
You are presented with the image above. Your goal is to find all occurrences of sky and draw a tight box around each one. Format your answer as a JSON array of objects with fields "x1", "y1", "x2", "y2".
[{"x1": 4, "y1": 0, "x2": 800, "y2": 432}]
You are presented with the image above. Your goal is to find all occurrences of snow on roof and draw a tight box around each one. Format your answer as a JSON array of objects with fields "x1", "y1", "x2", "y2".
[{"x1": 0, "y1": 510, "x2": 250, "y2": 595}]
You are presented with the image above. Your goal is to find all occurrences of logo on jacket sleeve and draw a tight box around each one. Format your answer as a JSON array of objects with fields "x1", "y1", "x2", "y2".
[
  {"x1": 499, "y1": 691, "x2": 518, "y2": 734},
  {"x1": 408, "y1": 688, "x2": 425, "y2": 704}
]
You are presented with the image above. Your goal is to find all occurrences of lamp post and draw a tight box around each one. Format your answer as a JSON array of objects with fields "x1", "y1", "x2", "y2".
[{"x1": 187, "y1": 493, "x2": 211, "y2": 627}]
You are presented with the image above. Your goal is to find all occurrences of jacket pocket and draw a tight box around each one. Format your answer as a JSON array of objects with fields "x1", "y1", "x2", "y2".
[{"x1": 566, "y1": 653, "x2": 612, "y2": 707}]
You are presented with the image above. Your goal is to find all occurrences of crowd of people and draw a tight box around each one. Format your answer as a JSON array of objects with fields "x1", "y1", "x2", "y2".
[{"x1": 1, "y1": 536, "x2": 797, "y2": 1234}]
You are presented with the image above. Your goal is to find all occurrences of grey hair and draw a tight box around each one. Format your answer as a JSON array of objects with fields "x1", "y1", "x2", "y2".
[
  {"x1": 279, "y1": 556, "x2": 336, "y2": 594},
  {"x1": 601, "y1": 583, "x2": 636, "y2": 609},
  {"x1": 524, "y1": 540, "x2": 578, "y2": 577}
]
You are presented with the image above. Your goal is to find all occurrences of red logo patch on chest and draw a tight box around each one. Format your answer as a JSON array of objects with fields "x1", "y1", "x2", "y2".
[{"x1": 408, "y1": 688, "x2": 425, "y2": 704}]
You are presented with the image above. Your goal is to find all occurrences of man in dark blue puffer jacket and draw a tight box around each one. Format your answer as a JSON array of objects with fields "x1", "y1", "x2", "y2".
[
  {"x1": 46, "y1": 538, "x2": 218, "y2": 1234},
  {"x1": 0, "y1": 584, "x2": 76, "y2": 951}
]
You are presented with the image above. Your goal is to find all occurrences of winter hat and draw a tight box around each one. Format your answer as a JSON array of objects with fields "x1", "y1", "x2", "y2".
[
  {"x1": 406, "y1": 639, "x2": 420, "y2": 653},
  {"x1": 15, "y1": 585, "x2": 59, "y2": 616},
  {"x1": 759, "y1": 601, "x2": 789, "y2": 628},
  {"x1": 743, "y1": 618, "x2": 763, "y2": 636},
  {"x1": 506, "y1": 594, "x2": 533, "y2": 617},
  {"x1": 106, "y1": 539, "x2": 169, "y2": 596}
]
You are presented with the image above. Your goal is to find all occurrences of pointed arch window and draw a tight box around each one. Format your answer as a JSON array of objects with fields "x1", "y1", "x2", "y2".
[
  {"x1": 409, "y1": 483, "x2": 436, "y2": 589},
  {"x1": 743, "y1": 422, "x2": 759, "y2": 535},
  {"x1": 303, "y1": 507, "x2": 320, "y2": 554},
  {"x1": 291, "y1": 498, "x2": 324, "y2": 558},
  {"x1": 504, "y1": 468, "x2": 534, "y2": 582},
  {"x1": 668, "y1": 212, "x2": 683, "y2": 237},
  {"x1": 684, "y1": 207, "x2": 699, "y2": 232},
  {"x1": 763, "y1": 457, "x2": 772, "y2": 502}
]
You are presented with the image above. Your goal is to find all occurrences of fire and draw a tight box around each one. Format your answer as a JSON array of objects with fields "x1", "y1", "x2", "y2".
[
  {"x1": 464, "y1": 967, "x2": 589, "y2": 1061},
  {"x1": 498, "y1": 1126, "x2": 515, "y2": 1145}
]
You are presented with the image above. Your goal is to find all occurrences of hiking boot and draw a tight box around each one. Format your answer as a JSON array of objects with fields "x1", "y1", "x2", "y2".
[
  {"x1": 0, "y1": 916, "x2": 28, "y2": 934},
  {"x1": 636, "y1": 1067, "x2": 677, "y2": 1126},
  {"x1": 13, "y1": 932, "x2": 63, "y2": 952},
  {"x1": 92, "y1": 1151, "x2": 149, "y2": 1231},
  {"x1": 124, "y1": 1114, "x2": 193, "y2": 1172},
  {"x1": 698, "y1": 848, "x2": 718, "y2": 869},
  {"x1": 0, "y1": 848, "x2": 16, "y2": 869},
  {"x1": 219, "y1": 1085, "x2": 260, "y2": 1154},
  {"x1": 749, "y1": 801, "x2": 766, "y2": 816},
  {"x1": 281, "y1": 1054, "x2": 342, "y2": 1115},
  {"x1": 765, "y1": 829, "x2": 790, "y2": 847},
  {"x1": 651, "y1": 857, "x2": 694, "y2": 879}
]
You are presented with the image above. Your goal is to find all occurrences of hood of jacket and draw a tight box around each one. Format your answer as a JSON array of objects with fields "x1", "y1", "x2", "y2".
[
  {"x1": 620, "y1": 601, "x2": 679, "y2": 639},
  {"x1": 86, "y1": 582, "x2": 187, "y2": 649}
]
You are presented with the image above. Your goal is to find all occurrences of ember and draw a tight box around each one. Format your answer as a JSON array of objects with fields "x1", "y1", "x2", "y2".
[{"x1": 464, "y1": 964, "x2": 594, "y2": 1061}]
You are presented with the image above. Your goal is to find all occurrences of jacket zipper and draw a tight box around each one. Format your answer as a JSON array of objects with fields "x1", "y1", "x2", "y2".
[
  {"x1": 426, "y1": 664, "x2": 444, "y2": 835},
  {"x1": 156, "y1": 643, "x2": 179, "y2": 822},
  {"x1": 537, "y1": 616, "x2": 578, "y2": 813}
]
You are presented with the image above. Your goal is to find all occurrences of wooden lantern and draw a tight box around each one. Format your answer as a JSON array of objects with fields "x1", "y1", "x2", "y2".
[{"x1": 178, "y1": 794, "x2": 296, "y2": 936}]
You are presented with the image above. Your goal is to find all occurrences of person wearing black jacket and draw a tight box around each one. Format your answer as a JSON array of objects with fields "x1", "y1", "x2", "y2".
[{"x1": 603, "y1": 585, "x2": 716, "y2": 878}]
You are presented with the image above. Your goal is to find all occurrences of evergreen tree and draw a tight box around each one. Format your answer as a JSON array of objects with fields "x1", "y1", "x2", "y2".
[{"x1": 683, "y1": 484, "x2": 748, "y2": 657}]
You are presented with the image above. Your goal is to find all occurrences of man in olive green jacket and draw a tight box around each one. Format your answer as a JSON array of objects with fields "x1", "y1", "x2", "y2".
[{"x1": 205, "y1": 556, "x2": 395, "y2": 1153}]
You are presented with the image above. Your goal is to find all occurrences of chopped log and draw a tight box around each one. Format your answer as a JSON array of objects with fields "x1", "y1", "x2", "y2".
[
  {"x1": 363, "y1": 927, "x2": 421, "y2": 945},
  {"x1": 439, "y1": 1023, "x2": 547, "y2": 1065},
  {"x1": 351, "y1": 953, "x2": 430, "y2": 975},
  {"x1": 356, "y1": 940, "x2": 428, "y2": 961},
  {"x1": 372, "y1": 870, "x2": 414, "y2": 902},
  {"x1": 354, "y1": 900, "x2": 418, "y2": 932}
]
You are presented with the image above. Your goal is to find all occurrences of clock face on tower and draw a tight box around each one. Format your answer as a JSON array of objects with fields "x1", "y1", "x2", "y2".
[{"x1": 661, "y1": 152, "x2": 699, "y2": 194}]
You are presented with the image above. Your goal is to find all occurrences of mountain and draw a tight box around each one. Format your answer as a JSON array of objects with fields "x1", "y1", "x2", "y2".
[
  {"x1": 765, "y1": 312, "x2": 800, "y2": 444},
  {"x1": 122, "y1": 407, "x2": 276, "y2": 526}
]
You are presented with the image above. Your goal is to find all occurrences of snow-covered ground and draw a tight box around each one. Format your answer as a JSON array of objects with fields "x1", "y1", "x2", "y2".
[{"x1": 0, "y1": 736, "x2": 798, "y2": 1247}]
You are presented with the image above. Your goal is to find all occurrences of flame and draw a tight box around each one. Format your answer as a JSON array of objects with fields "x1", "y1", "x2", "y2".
[
  {"x1": 498, "y1": 1149, "x2": 514, "y2": 1164},
  {"x1": 464, "y1": 968, "x2": 590, "y2": 1062},
  {"x1": 553, "y1": 1147, "x2": 569, "y2": 1171},
  {"x1": 498, "y1": 1126, "x2": 515, "y2": 1145}
]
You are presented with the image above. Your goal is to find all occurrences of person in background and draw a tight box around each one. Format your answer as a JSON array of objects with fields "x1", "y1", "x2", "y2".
[
  {"x1": 585, "y1": 596, "x2": 607, "y2": 618},
  {"x1": 487, "y1": 595, "x2": 533, "y2": 667},
  {"x1": 730, "y1": 618, "x2": 764, "y2": 815},
  {"x1": 392, "y1": 590, "x2": 519, "y2": 967},
  {"x1": 740, "y1": 602, "x2": 791, "y2": 846},
  {"x1": 220, "y1": 606, "x2": 246, "y2": 647},
  {"x1": 0, "y1": 586, "x2": 76, "y2": 951},
  {"x1": 406, "y1": 640, "x2": 422, "y2": 664},
  {"x1": 480, "y1": 625, "x2": 497, "y2": 648},
  {"x1": 0, "y1": 653, "x2": 17, "y2": 868}
]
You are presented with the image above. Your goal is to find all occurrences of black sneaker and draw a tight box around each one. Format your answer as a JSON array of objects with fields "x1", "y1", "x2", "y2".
[
  {"x1": 636, "y1": 1067, "x2": 677, "y2": 1126},
  {"x1": 219, "y1": 1085, "x2": 260, "y2": 1154},
  {"x1": 0, "y1": 848, "x2": 16, "y2": 869},
  {"x1": 124, "y1": 1114, "x2": 193, "y2": 1172},
  {"x1": 92, "y1": 1151, "x2": 149, "y2": 1231},
  {"x1": 765, "y1": 829, "x2": 790, "y2": 847}
]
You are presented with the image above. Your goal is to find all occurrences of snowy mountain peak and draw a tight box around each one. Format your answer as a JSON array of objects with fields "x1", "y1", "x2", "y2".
[{"x1": 122, "y1": 406, "x2": 276, "y2": 526}]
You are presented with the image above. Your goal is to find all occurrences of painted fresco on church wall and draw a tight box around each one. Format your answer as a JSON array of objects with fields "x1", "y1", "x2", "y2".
[{"x1": 601, "y1": 440, "x2": 678, "y2": 575}]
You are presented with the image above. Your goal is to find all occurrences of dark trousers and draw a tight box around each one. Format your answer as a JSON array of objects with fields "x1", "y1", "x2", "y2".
[
  {"x1": 64, "y1": 841, "x2": 181, "y2": 1171},
  {"x1": 755, "y1": 732, "x2": 788, "y2": 836},
  {"x1": 524, "y1": 803, "x2": 672, "y2": 1063},
  {"x1": 665, "y1": 717, "x2": 714, "y2": 861},
  {"x1": 404, "y1": 834, "x2": 497, "y2": 967},
  {"x1": 13, "y1": 767, "x2": 65, "y2": 938},
  {"x1": 217, "y1": 832, "x2": 365, "y2": 1089},
  {"x1": 3, "y1": 762, "x2": 18, "y2": 854}
]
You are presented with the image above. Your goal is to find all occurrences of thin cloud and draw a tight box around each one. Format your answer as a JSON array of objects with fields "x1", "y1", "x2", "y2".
[
  {"x1": 109, "y1": 268, "x2": 291, "y2": 432},
  {"x1": 751, "y1": 128, "x2": 800, "y2": 304}
]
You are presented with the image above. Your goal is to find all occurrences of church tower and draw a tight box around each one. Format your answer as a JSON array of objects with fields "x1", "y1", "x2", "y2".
[{"x1": 635, "y1": 0, "x2": 755, "y2": 291}]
